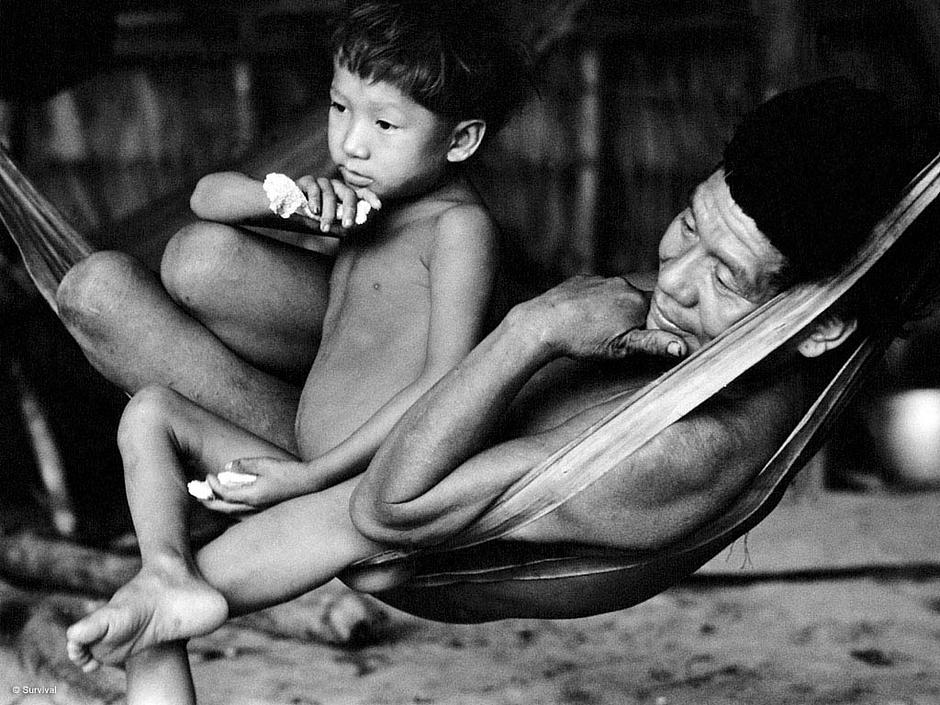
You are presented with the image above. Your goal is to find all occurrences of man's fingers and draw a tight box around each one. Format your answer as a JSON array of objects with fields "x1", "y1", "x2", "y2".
[{"x1": 612, "y1": 329, "x2": 688, "y2": 358}]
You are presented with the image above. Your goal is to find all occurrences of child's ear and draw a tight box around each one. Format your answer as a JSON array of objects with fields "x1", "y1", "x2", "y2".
[
  {"x1": 446, "y1": 119, "x2": 486, "y2": 163},
  {"x1": 796, "y1": 313, "x2": 858, "y2": 358}
]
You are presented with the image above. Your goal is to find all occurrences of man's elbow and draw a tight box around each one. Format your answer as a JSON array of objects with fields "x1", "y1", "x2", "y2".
[{"x1": 349, "y1": 485, "x2": 474, "y2": 548}]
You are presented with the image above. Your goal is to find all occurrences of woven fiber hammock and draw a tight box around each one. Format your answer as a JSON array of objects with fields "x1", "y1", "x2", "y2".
[
  {"x1": 2, "y1": 144, "x2": 939, "y2": 622},
  {"x1": 345, "y1": 151, "x2": 940, "y2": 621}
]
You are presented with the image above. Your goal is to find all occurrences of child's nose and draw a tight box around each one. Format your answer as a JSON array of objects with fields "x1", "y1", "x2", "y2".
[{"x1": 342, "y1": 121, "x2": 370, "y2": 159}]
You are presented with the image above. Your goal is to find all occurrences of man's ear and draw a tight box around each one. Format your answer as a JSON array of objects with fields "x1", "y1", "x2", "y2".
[
  {"x1": 796, "y1": 313, "x2": 858, "y2": 358},
  {"x1": 446, "y1": 119, "x2": 486, "y2": 163}
]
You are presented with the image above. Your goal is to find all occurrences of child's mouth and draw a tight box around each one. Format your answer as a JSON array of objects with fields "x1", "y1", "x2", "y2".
[{"x1": 340, "y1": 166, "x2": 373, "y2": 188}]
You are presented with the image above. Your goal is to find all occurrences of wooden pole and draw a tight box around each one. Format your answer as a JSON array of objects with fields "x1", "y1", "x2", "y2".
[{"x1": 569, "y1": 44, "x2": 602, "y2": 273}]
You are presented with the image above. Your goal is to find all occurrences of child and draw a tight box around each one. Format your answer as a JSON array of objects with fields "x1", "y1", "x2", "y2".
[{"x1": 65, "y1": 0, "x2": 530, "y2": 700}]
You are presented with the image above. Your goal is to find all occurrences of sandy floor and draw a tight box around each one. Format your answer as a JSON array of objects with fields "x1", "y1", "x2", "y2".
[{"x1": 2, "y1": 493, "x2": 938, "y2": 705}]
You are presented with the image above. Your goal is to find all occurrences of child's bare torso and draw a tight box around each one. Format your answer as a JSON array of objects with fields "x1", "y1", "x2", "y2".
[{"x1": 294, "y1": 183, "x2": 481, "y2": 459}]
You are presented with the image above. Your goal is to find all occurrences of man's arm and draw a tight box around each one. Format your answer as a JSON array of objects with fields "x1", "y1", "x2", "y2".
[
  {"x1": 507, "y1": 371, "x2": 804, "y2": 550},
  {"x1": 349, "y1": 275, "x2": 691, "y2": 544}
]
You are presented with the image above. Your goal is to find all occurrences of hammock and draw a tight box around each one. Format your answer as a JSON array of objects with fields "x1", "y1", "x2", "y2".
[
  {"x1": 344, "y1": 151, "x2": 940, "y2": 621},
  {"x1": 2, "y1": 143, "x2": 939, "y2": 622}
]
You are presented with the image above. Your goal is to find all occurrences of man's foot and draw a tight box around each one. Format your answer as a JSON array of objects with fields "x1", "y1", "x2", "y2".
[{"x1": 65, "y1": 561, "x2": 228, "y2": 672}]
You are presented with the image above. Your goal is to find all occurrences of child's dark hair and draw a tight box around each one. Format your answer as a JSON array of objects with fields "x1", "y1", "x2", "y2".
[{"x1": 332, "y1": 0, "x2": 532, "y2": 133}]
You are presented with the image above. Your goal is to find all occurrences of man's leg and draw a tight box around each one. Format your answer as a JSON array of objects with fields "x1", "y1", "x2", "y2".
[{"x1": 55, "y1": 226, "x2": 330, "y2": 450}]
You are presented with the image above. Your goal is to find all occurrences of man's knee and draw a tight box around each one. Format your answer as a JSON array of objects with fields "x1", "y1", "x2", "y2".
[
  {"x1": 56, "y1": 251, "x2": 147, "y2": 334},
  {"x1": 160, "y1": 222, "x2": 244, "y2": 309}
]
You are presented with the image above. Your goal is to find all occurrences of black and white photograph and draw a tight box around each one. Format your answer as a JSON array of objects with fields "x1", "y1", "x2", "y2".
[{"x1": 0, "y1": 1, "x2": 938, "y2": 702}]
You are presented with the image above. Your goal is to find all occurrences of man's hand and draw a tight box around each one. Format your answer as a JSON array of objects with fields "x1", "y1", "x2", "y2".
[
  {"x1": 196, "y1": 457, "x2": 324, "y2": 514},
  {"x1": 295, "y1": 175, "x2": 381, "y2": 233},
  {"x1": 515, "y1": 274, "x2": 688, "y2": 360}
]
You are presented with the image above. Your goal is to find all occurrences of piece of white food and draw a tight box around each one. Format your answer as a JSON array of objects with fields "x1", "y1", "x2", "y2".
[{"x1": 263, "y1": 173, "x2": 372, "y2": 224}]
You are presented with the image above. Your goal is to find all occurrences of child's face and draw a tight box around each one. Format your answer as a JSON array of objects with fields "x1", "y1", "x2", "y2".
[{"x1": 328, "y1": 63, "x2": 453, "y2": 201}]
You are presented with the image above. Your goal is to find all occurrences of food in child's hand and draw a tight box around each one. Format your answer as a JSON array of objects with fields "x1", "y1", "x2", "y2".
[
  {"x1": 218, "y1": 470, "x2": 257, "y2": 487},
  {"x1": 263, "y1": 173, "x2": 372, "y2": 224},
  {"x1": 187, "y1": 479, "x2": 214, "y2": 501}
]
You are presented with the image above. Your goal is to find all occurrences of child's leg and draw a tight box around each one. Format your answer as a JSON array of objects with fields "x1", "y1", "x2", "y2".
[
  {"x1": 65, "y1": 386, "x2": 244, "y2": 671},
  {"x1": 56, "y1": 246, "x2": 323, "y2": 451},
  {"x1": 160, "y1": 223, "x2": 330, "y2": 384},
  {"x1": 66, "y1": 386, "x2": 385, "y2": 670},
  {"x1": 125, "y1": 642, "x2": 197, "y2": 705},
  {"x1": 193, "y1": 476, "x2": 389, "y2": 617}
]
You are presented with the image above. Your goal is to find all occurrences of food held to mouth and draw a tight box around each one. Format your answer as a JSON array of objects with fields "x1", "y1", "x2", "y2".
[{"x1": 263, "y1": 173, "x2": 372, "y2": 224}]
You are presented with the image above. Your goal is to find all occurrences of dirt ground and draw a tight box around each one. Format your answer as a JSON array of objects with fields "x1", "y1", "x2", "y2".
[{"x1": 2, "y1": 492, "x2": 938, "y2": 705}]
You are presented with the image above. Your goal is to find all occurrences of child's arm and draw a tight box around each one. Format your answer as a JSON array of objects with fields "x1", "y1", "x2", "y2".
[
  {"x1": 189, "y1": 171, "x2": 380, "y2": 238},
  {"x1": 189, "y1": 171, "x2": 273, "y2": 223},
  {"x1": 204, "y1": 206, "x2": 499, "y2": 508}
]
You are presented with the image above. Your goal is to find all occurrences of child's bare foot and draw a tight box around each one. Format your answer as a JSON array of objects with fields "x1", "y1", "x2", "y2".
[{"x1": 65, "y1": 560, "x2": 228, "y2": 672}]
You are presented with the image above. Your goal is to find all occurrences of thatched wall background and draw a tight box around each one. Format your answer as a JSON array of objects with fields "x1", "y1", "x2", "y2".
[
  {"x1": 4, "y1": 0, "x2": 937, "y2": 281},
  {"x1": 1, "y1": 0, "x2": 939, "y2": 540}
]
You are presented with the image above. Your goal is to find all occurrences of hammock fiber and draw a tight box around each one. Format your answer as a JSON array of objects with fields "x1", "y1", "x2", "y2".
[{"x1": 2, "y1": 143, "x2": 939, "y2": 622}]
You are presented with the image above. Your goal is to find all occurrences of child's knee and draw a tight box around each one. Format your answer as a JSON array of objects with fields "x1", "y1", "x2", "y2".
[
  {"x1": 160, "y1": 222, "x2": 244, "y2": 308},
  {"x1": 117, "y1": 385, "x2": 183, "y2": 451},
  {"x1": 57, "y1": 251, "x2": 143, "y2": 333}
]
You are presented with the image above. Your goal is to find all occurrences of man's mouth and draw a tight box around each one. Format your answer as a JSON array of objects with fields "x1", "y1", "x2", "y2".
[
  {"x1": 646, "y1": 297, "x2": 684, "y2": 334},
  {"x1": 339, "y1": 166, "x2": 373, "y2": 188}
]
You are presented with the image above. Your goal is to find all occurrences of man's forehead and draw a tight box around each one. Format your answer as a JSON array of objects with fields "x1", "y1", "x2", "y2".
[{"x1": 692, "y1": 170, "x2": 788, "y2": 297}]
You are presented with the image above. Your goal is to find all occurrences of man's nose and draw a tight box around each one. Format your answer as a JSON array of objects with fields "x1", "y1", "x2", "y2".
[
  {"x1": 342, "y1": 121, "x2": 369, "y2": 159},
  {"x1": 658, "y1": 248, "x2": 700, "y2": 306}
]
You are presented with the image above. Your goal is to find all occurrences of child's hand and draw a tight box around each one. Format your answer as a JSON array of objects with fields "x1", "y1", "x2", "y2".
[
  {"x1": 295, "y1": 175, "x2": 381, "y2": 233},
  {"x1": 194, "y1": 457, "x2": 324, "y2": 511}
]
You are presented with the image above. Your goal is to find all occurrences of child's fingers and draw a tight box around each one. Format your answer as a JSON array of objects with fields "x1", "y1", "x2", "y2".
[
  {"x1": 200, "y1": 497, "x2": 257, "y2": 515},
  {"x1": 330, "y1": 179, "x2": 359, "y2": 228},
  {"x1": 316, "y1": 177, "x2": 338, "y2": 232},
  {"x1": 205, "y1": 473, "x2": 255, "y2": 504},
  {"x1": 296, "y1": 175, "x2": 322, "y2": 217},
  {"x1": 355, "y1": 188, "x2": 382, "y2": 211}
]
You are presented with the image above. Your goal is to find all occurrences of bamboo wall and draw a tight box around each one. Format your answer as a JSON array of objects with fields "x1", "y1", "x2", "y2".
[
  {"x1": 4, "y1": 0, "x2": 937, "y2": 280},
  {"x1": 1, "y1": 0, "x2": 939, "y2": 539}
]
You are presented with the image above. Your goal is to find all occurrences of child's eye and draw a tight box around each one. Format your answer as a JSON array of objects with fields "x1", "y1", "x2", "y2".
[
  {"x1": 330, "y1": 101, "x2": 346, "y2": 113},
  {"x1": 375, "y1": 120, "x2": 397, "y2": 131}
]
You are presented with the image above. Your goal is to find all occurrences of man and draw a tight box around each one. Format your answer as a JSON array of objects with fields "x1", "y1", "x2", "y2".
[{"x1": 340, "y1": 79, "x2": 935, "y2": 599}]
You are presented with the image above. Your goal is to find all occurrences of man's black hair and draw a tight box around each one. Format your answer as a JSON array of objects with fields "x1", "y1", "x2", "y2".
[
  {"x1": 723, "y1": 78, "x2": 924, "y2": 284},
  {"x1": 332, "y1": 0, "x2": 532, "y2": 133}
]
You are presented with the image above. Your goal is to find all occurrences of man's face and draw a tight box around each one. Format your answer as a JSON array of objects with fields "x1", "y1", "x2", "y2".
[
  {"x1": 328, "y1": 63, "x2": 453, "y2": 201},
  {"x1": 647, "y1": 169, "x2": 788, "y2": 352}
]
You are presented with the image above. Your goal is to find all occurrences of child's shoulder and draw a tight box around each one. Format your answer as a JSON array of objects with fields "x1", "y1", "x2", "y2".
[
  {"x1": 433, "y1": 200, "x2": 497, "y2": 238},
  {"x1": 422, "y1": 181, "x2": 499, "y2": 247}
]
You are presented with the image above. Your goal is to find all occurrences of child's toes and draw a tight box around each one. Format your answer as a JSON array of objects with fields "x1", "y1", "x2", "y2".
[
  {"x1": 67, "y1": 612, "x2": 109, "y2": 645},
  {"x1": 66, "y1": 639, "x2": 100, "y2": 672}
]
